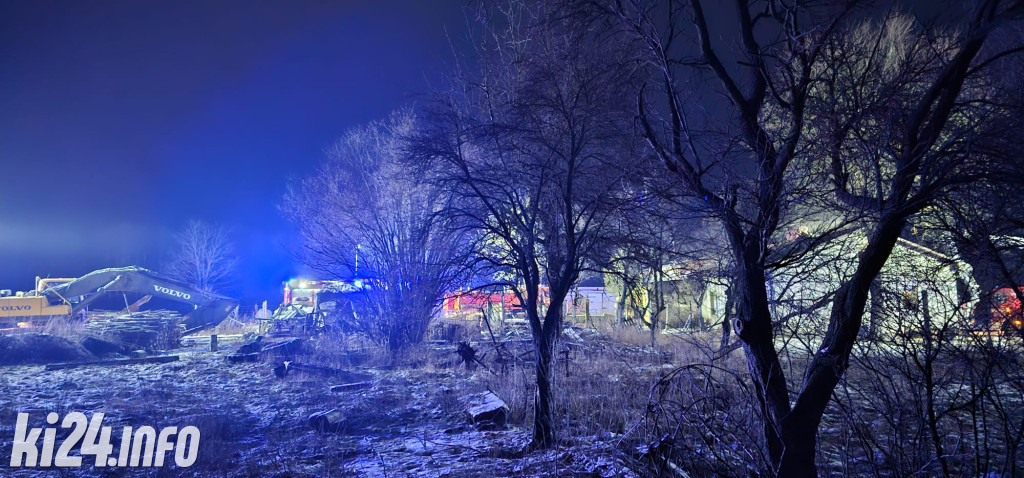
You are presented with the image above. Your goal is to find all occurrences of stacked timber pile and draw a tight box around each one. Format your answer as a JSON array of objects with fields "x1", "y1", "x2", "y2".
[{"x1": 84, "y1": 309, "x2": 183, "y2": 350}]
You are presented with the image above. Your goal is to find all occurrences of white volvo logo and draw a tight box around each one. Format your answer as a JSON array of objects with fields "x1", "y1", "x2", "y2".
[{"x1": 153, "y1": 285, "x2": 191, "y2": 300}]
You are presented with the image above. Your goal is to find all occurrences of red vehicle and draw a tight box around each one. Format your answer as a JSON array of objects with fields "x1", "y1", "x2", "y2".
[
  {"x1": 442, "y1": 288, "x2": 550, "y2": 318},
  {"x1": 443, "y1": 290, "x2": 520, "y2": 317},
  {"x1": 976, "y1": 286, "x2": 1024, "y2": 336}
]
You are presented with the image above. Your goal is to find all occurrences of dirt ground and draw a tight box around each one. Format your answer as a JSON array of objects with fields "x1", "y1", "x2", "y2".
[
  {"x1": 0, "y1": 335, "x2": 637, "y2": 477},
  {"x1": 4, "y1": 325, "x2": 1015, "y2": 476}
]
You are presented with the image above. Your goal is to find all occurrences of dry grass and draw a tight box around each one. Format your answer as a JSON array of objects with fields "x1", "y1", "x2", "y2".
[
  {"x1": 10, "y1": 313, "x2": 1022, "y2": 477},
  {"x1": 599, "y1": 325, "x2": 661, "y2": 347},
  {"x1": 41, "y1": 316, "x2": 88, "y2": 340}
]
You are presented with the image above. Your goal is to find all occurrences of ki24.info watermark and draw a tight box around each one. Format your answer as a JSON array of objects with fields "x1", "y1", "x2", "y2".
[{"x1": 9, "y1": 412, "x2": 199, "y2": 468}]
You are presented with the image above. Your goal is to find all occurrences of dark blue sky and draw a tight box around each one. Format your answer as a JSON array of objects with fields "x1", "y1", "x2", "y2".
[{"x1": 0, "y1": 0, "x2": 468, "y2": 304}]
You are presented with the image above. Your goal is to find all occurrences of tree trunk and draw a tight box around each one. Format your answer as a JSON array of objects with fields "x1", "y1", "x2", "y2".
[
  {"x1": 721, "y1": 285, "x2": 734, "y2": 348},
  {"x1": 868, "y1": 280, "x2": 883, "y2": 340},
  {"x1": 733, "y1": 251, "x2": 790, "y2": 467},
  {"x1": 651, "y1": 269, "x2": 662, "y2": 346},
  {"x1": 741, "y1": 338, "x2": 789, "y2": 467},
  {"x1": 921, "y1": 290, "x2": 952, "y2": 477},
  {"x1": 778, "y1": 418, "x2": 819, "y2": 477},
  {"x1": 777, "y1": 217, "x2": 907, "y2": 476},
  {"x1": 531, "y1": 294, "x2": 565, "y2": 449},
  {"x1": 616, "y1": 287, "x2": 627, "y2": 326},
  {"x1": 532, "y1": 330, "x2": 556, "y2": 448}
]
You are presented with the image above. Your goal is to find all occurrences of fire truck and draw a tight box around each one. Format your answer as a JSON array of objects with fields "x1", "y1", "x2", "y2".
[
  {"x1": 267, "y1": 278, "x2": 366, "y2": 335},
  {"x1": 442, "y1": 287, "x2": 550, "y2": 319}
]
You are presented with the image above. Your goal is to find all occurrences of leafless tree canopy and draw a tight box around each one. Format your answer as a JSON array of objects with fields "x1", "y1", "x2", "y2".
[
  {"x1": 282, "y1": 110, "x2": 475, "y2": 350},
  {"x1": 168, "y1": 220, "x2": 237, "y2": 293},
  {"x1": 598, "y1": 0, "x2": 1024, "y2": 474},
  {"x1": 277, "y1": 0, "x2": 1024, "y2": 471},
  {"x1": 412, "y1": 0, "x2": 646, "y2": 448}
]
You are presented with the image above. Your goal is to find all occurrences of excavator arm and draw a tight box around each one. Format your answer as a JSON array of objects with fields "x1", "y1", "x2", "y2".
[{"x1": 40, "y1": 267, "x2": 237, "y2": 331}]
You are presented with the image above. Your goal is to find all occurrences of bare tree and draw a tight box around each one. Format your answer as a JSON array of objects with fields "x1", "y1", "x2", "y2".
[
  {"x1": 168, "y1": 220, "x2": 237, "y2": 293},
  {"x1": 415, "y1": 1, "x2": 642, "y2": 447},
  {"x1": 602, "y1": 188, "x2": 721, "y2": 343},
  {"x1": 600, "y1": 0, "x2": 1024, "y2": 474},
  {"x1": 282, "y1": 110, "x2": 475, "y2": 351}
]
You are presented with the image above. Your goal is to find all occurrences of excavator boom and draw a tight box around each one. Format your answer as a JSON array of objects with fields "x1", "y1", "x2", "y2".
[{"x1": 41, "y1": 267, "x2": 237, "y2": 330}]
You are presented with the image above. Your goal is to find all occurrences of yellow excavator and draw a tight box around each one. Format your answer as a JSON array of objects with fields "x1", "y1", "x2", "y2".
[
  {"x1": 0, "y1": 266, "x2": 237, "y2": 332},
  {"x1": 0, "y1": 277, "x2": 76, "y2": 327}
]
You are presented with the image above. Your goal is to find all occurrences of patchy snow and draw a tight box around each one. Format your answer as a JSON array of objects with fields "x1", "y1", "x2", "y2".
[{"x1": 0, "y1": 344, "x2": 633, "y2": 477}]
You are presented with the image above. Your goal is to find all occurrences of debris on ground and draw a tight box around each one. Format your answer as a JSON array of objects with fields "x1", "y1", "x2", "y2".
[
  {"x1": 226, "y1": 352, "x2": 259, "y2": 363},
  {"x1": 308, "y1": 408, "x2": 346, "y2": 433},
  {"x1": 225, "y1": 334, "x2": 264, "y2": 362},
  {"x1": 273, "y1": 361, "x2": 325, "y2": 378},
  {"x1": 457, "y1": 341, "x2": 477, "y2": 369},
  {"x1": 44, "y1": 354, "x2": 179, "y2": 371},
  {"x1": 464, "y1": 390, "x2": 508, "y2": 430},
  {"x1": 81, "y1": 334, "x2": 129, "y2": 356},
  {"x1": 234, "y1": 334, "x2": 264, "y2": 354},
  {"x1": 261, "y1": 336, "x2": 302, "y2": 355},
  {"x1": 225, "y1": 335, "x2": 302, "y2": 364},
  {"x1": 330, "y1": 381, "x2": 374, "y2": 393},
  {"x1": 272, "y1": 361, "x2": 372, "y2": 382},
  {"x1": 0, "y1": 342, "x2": 638, "y2": 477},
  {"x1": 181, "y1": 334, "x2": 246, "y2": 347},
  {"x1": 85, "y1": 309, "x2": 182, "y2": 349},
  {"x1": 0, "y1": 333, "x2": 94, "y2": 365}
]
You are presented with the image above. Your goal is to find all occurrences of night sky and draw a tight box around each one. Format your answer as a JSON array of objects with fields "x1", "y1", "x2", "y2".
[{"x1": 0, "y1": 0, "x2": 468, "y2": 305}]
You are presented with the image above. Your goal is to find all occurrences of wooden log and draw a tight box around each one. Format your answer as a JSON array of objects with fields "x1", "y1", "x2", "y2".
[
  {"x1": 274, "y1": 361, "x2": 345, "y2": 378},
  {"x1": 181, "y1": 334, "x2": 244, "y2": 345},
  {"x1": 226, "y1": 352, "x2": 259, "y2": 363},
  {"x1": 234, "y1": 336, "x2": 263, "y2": 355},
  {"x1": 261, "y1": 337, "x2": 302, "y2": 355},
  {"x1": 329, "y1": 381, "x2": 374, "y2": 393},
  {"x1": 44, "y1": 355, "x2": 179, "y2": 371},
  {"x1": 273, "y1": 361, "x2": 373, "y2": 383}
]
